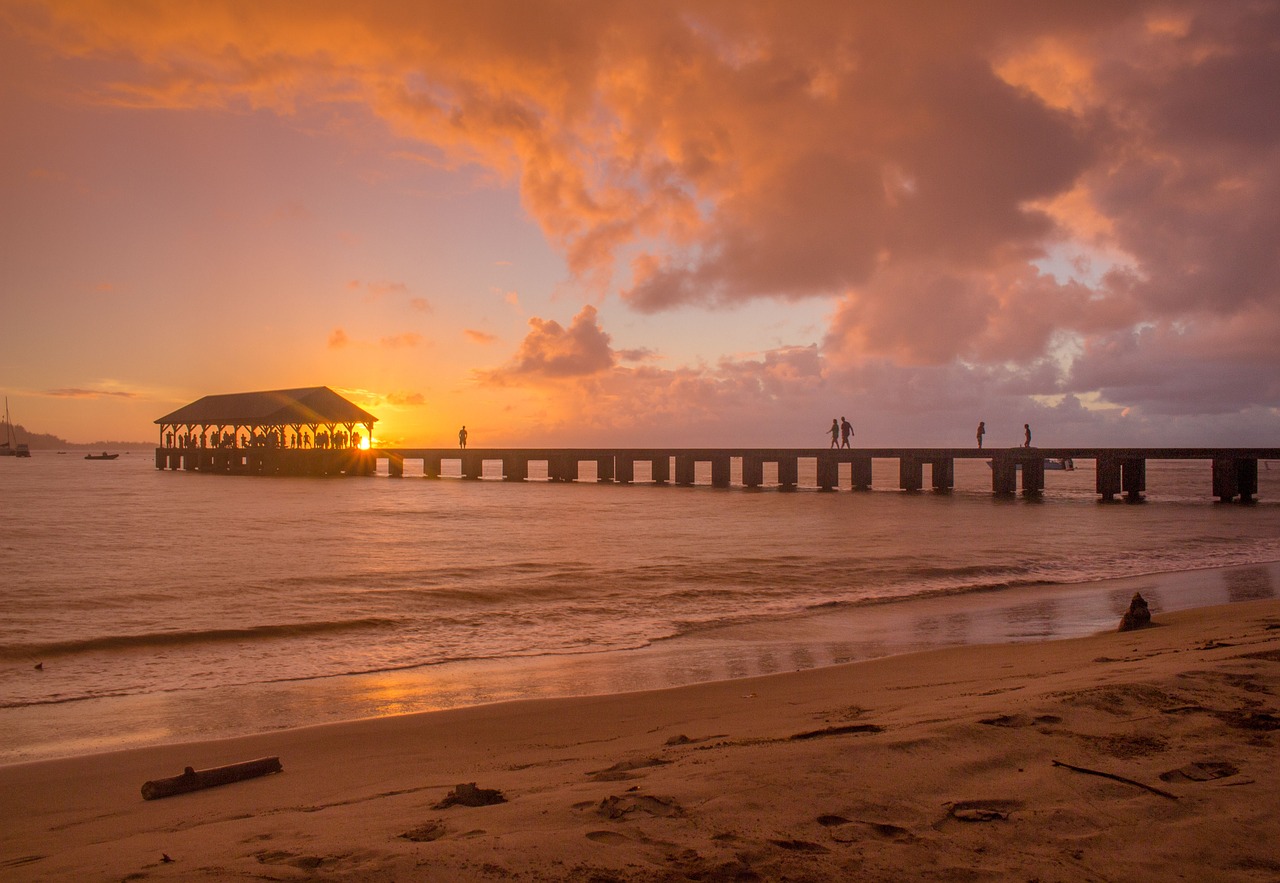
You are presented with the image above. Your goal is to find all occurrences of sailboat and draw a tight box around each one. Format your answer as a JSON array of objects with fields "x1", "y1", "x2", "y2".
[{"x1": 1, "y1": 398, "x2": 31, "y2": 457}]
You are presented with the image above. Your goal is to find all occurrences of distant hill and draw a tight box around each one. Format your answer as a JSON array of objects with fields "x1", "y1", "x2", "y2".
[{"x1": 2, "y1": 421, "x2": 152, "y2": 451}]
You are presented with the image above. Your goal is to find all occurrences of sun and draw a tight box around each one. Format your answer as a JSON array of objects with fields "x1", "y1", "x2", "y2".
[{"x1": 359, "y1": 437, "x2": 372, "y2": 450}]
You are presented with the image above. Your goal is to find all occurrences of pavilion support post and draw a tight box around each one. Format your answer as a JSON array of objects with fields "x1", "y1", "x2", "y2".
[
  {"x1": 742, "y1": 455, "x2": 764, "y2": 488},
  {"x1": 711, "y1": 455, "x2": 731, "y2": 488},
  {"x1": 675, "y1": 455, "x2": 696, "y2": 486},
  {"x1": 778, "y1": 457, "x2": 798, "y2": 491},
  {"x1": 899, "y1": 457, "x2": 923, "y2": 492}
]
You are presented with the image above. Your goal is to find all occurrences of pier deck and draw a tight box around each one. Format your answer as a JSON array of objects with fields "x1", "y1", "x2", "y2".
[{"x1": 156, "y1": 445, "x2": 1280, "y2": 503}]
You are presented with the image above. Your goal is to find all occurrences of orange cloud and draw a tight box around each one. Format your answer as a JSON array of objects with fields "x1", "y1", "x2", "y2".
[
  {"x1": 378, "y1": 333, "x2": 421, "y2": 349},
  {"x1": 479, "y1": 305, "x2": 614, "y2": 383},
  {"x1": 327, "y1": 328, "x2": 349, "y2": 349},
  {"x1": 382, "y1": 391, "x2": 427, "y2": 406},
  {"x1": 12, "y1": 1, "x2": 1280, "y2": 427},
  {"x1": 45, "y1": 388, "x2": 139, "y2": 399},
  {"x1": 464, "y1": 329, "x2": 498, "y2": 345}
]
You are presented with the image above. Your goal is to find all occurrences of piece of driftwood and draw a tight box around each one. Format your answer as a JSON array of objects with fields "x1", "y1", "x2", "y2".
[
  {"x1": 141, "y1": 756, "x2": 283, "y2": 800},
  {"x1": 1052, "y1": 759, "x2": 1177, "y2": 799}
]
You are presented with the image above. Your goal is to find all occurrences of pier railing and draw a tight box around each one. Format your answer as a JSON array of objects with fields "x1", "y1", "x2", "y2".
[{"x1": 156, "y1": 445, "x2": 1278, "y2": 503}]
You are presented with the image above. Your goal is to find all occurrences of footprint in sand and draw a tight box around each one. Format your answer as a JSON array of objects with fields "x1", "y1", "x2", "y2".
[
  {"x1": 598, "y1": 794, "x2": 684, "y2": 820},
  {"x1": 769, "y1": 839, "x2": 830, "y2": 854},
  {"x1": 817, "y1": 815, "x2": 912, "y2": 843},
  {"x1": 400, "y1": 821, "x2": 447, "y2": 842},
  {"x1": 978, "y1": 714, "x2": 1062, "y2": 728},
  {"x1": 587, "y1": 757, "x2": 671, "y2": 782},
  {"x1": 943, "y1": 799, "x2": 1024, "y2": 824},
  {"x1": 1158, "y1": 761, "x2": 1239, "y2": 783},
  {"x1": 585, "y1": 830, "x2": 632, "y2": 845}
]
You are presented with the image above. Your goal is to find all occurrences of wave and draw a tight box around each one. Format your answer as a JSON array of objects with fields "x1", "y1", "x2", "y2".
[{"x1": 0, "y1": 616, "x2": 400, "y2": 661}]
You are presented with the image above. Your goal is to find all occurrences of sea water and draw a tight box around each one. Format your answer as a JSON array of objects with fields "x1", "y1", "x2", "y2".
[{"x1": 2, "y1": 452, "x2": 1279, "y2": 762}]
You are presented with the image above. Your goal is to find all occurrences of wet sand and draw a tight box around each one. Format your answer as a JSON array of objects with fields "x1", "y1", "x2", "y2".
[{"x1": 3, "y1": 598, "x2": 1278, "y2": 881}]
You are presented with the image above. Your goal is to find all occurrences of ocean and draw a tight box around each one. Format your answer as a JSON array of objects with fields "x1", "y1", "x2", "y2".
[{"x1": 2, "y1": 451, "x2": 1279, "y2": 763}]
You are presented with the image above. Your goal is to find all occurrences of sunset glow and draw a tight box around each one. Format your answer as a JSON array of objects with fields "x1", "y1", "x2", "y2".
[{"x1": 2, "y1": 2, "x2": 1277, "y2": 447}]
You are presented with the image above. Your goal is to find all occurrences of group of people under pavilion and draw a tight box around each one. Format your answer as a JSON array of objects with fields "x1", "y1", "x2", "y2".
[{"x1": 155, "y1": 386, "x2": 378, "y2": 454}]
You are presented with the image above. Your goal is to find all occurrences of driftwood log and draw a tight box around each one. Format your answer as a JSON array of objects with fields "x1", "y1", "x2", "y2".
[{"x1": 141, "y1": 756, "x2": 283, "y2": 800}]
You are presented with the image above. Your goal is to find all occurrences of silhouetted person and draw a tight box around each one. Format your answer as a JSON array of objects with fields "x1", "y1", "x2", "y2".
[
  {"x1": 976, "y1": 421, "x2": 985, "y2": 449},
  {"x1": 828, "y1": 418, "x2": 839, "y2": 448},
  {"x1": 840, "y1": 417, "x2": 853, "y2": 448},
  {"x1": 1023, "y1": 423, "x2": 1032, "y2": 447},
  {"x1": 459, "y1": 425, "x2": 468, "y2": 449}
]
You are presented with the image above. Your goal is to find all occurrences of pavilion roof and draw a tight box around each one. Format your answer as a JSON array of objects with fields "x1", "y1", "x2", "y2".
[{"x1": 155, "y1": 387, "x2": 378, "y2": 427}]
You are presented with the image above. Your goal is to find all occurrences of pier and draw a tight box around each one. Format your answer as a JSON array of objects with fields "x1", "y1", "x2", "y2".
[
  {"x1": 153, "y1": 387, "x2": 1275, "y2": 503},
  {"x1": 154, "y1": 443, "x2": 1277, "y2": 503}
]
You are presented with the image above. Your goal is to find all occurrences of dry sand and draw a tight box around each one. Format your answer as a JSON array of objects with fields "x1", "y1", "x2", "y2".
[{"x1": 2, "y1": 598, "x2": 1278, "y2": 882}]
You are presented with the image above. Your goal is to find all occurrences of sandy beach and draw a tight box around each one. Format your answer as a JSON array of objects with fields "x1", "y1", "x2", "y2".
[{"x1": 3, "y1": 598, "x2": 1278, "y2": 882}]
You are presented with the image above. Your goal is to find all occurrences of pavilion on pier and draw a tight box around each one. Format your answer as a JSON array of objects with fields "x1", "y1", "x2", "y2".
[{"x1": 155, "y1": 386, "x2": 377, "y2": 454}]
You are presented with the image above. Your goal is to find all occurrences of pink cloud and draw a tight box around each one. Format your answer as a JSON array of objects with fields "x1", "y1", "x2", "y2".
[
  {"x1": 327, "y1": 328, "x2": 349, "y2": 349},
  {"x1": 481, "y1": 305, "x2": 614, "y2": 382}
]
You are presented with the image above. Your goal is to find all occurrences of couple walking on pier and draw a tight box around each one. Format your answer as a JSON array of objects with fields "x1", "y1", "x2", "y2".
[
  {"x1": 975, "y1": 421, "x2": 1031, "y2": 449},
  {"x1": 829, "y1": 417, "x2": 854, "y2": 448}
]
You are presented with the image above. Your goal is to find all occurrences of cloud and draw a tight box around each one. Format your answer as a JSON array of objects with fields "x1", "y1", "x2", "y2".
[
  {"x1": 382, "y1": 391, "x2": 427, "y2": 406},
  {"x1": 480, "y1": 305, "x2": 614, "y2": 382},
  {"x1": 12, "y1": 1, "x2": 1280, "y2": 427},
  {"x1": 378, "y1": 333, "x2": 421, "y2": 349},
  {"x1": 45, "y1": 388, "x2": 139, "y2": 399},
  {"x1": 408, "y1": 297, "x2": 431, "y2": 313},
  {"x1": 465, "y1": 329, "x2": 499, "y2": 345},
  {"x1": 330, "y1": 328, "x2": 422, "y2": 351},
  {"x1": 348, "y1": 279, "x2": 411, "y2": 301}
]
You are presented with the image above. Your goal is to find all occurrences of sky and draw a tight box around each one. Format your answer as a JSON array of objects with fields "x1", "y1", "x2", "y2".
[{"x1": 2, "y1": 0, "x2": 1278, "y2": 448}]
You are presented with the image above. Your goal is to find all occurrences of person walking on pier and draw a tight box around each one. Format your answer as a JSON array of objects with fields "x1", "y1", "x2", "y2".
[
  {"x1": 829, "y1": 418, "x2": 840, "y2": 448},
  {"x1": 976, "y1": 421, "x2": 985, "y2": 449},
  {"x1": 840, "y1": 417, "x2": 854, "y2": 448},
  {"x1": 1023, "y1": 423, "x2": 1032, "y2": 448},
  {"x1": 459, "y1": 425, "x2": 468, "y2": 449}
]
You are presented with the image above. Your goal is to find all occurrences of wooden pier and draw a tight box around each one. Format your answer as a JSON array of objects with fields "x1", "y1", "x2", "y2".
[
  {"x1": 154, "y1": 445, "x2": 1278, "y2": 504},
  {"x1": 152, "y1": 387, "x2": 1275, "y2": 504}
]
